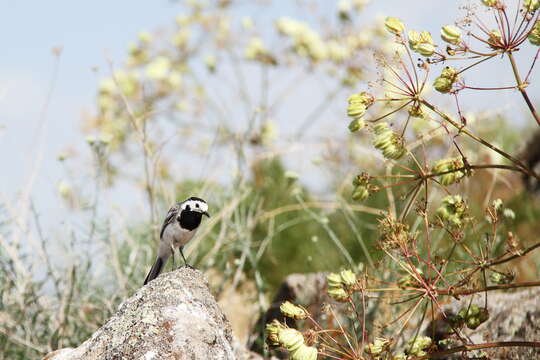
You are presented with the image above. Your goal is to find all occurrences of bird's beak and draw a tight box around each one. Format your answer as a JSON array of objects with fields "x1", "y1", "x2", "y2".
[{"x1": 203, "y1": 211, "x2": 210, "y2": 218}]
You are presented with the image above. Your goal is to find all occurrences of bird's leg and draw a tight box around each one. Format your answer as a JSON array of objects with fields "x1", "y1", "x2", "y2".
[
  {"x1": 179, "y1": 246, "x2": 194, "y2": 269},
  {"x1": 170, "y1": 245, "x2": 176, "y2": 269}
]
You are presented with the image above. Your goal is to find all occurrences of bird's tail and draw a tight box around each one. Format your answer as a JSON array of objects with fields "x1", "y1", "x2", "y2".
[{"x1": 143, "y1": 257, "x2": 164, "y2": 285}]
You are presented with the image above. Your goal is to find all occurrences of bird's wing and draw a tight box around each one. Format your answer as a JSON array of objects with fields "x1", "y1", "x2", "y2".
[{"x1": 160, "y1": 203, "x2": 180, "y2": 239}]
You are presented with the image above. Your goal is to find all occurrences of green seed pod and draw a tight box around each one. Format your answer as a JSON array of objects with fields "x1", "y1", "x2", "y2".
[
  {"x1": 407, "y1": 336, "x2": 432, "y2": 356},
  {"x1": 365, "y1": 338, "x2": 390, "y2": 355},
  {"x1": 290, "y1": 345, "x2": 318, "y2": 360},
  {"x1": 441, "y1": 66, "x2": 458, "y2": 79},
  {"x1": 385, "y1": 17, "x2": 405, "y2": 35},
  {"x1": 490, "y1": 272, "x2": 503, "y2": 284},
  {"x1": 477, "y1": 307, "x2": 489, "y2": 323},
  {"x1": 372, "y1": 122, "x2": 406, "y2": 160},
  {"x1": 482, "y1": 0, "x2": 497, "y2": 6},
  {"x1": 278, "y1": 328, "x2": 304, "y2": 352},
  {"x1": 490, "y1": 271, "x2": 514, "y2": 284},
  {"x1": 352, "y1": 186, "x2": 369, "y2": 201},
  {"x1": 347, "y1": 92, "x2": 374, "y2": 119},
  {"x1": 265, "y1": 320, "x2": 283, "y2": 346},
  {"x1": 458, "y1": 304, "x2": 489, "y2": 329},
  {"x1": 327, "y1": 273, "x2": 343, "y2": 288},
  {"x1": 348, "y1": 118, "x2": 365, "y2": 132},
  {"x1": 419, "y1": 31, "x2": 433, "y2": 44},
  {"x1": 488, "y1": 30, "x2": 502, "y2": 49},
  {"x1": 280, "y1": 301, "x2": 307, "y2": 320},
  {"x1": 469, "y1": 304, "x2": 480, "y2": 317},
  {"x1": 347, "y1": 101, "x2": 367, "y2": 119},
  {"x1": 524, "y1": 0, "x2": 540, "y2": 12},
  {"x1": 408, "y1": 103, "x2": 425, "y2": 118},
  {"x1": 408, "y1": 30, "x2": 421, "y2": 49},
  {"x1": 415, "y1": 42, "x2": 435, "y2": 57},
  {"x1": 432, "y1": 157, "x2": 465, "y2": 185},
  {"x1": 373, "y1": 122, "x2": 390, "y2": 135},
  {"x1": 441, "y1": 25, "x2": 462, "y2": 45},
  {"x1": 340, "y1": 269, "x2": 357, "y2": 287},
  {"x1": 352, "y1": 173, "x2": 371, "y2": 202},
  {"x1": 437, "y1": 195, "x2": 467, "y2": 227},
  {"x1": 466, "y1": 317, "x2": 481, "y2": 329},
  {"x1": 408, "y1": 30, "x2": 435, "y2": 57},
  {"x1": 357, "y1": 91, "x2": 375, "y2": 107},
  {"x1": 327, "y1": 287, "x2": 349, "y2": 302},
  {"x1": 433, "y1": 76, "x2": 453, "y2": 93},
  {"x1": 529, "y1": 21, "x2": 540, "y2": 46}
]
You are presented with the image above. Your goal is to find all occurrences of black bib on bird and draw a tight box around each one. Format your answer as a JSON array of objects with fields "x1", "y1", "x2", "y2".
[{"x1": 179, "y1": 209, "x2": 203, "y2": 231}]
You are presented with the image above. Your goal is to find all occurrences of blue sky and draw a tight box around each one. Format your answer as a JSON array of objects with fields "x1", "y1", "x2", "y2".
[{"x1": 1, "y1": 0, "x2": 538, "y2": 233}]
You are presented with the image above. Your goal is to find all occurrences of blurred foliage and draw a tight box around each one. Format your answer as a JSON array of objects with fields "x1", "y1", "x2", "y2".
[{"x1": 2, "y1": 0, "x2": 540, "y2": 359}]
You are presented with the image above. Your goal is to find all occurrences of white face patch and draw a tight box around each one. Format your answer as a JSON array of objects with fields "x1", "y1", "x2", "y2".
[{"x1": 181, "y1": 199, "x2": 208, "y2": 213}]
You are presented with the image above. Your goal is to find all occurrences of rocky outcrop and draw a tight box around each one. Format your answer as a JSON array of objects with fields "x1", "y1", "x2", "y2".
[
  {"x1": 427, "y1": 287, "x2": 540, "y2": 360},
  {"x1": 44, "y1": 268, "x2": 261, "y2": 360}
]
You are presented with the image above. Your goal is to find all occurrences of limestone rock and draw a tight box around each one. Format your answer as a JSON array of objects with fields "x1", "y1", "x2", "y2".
[{"x1": 44, "y1": 268, "x2": 260, "y2": 360}]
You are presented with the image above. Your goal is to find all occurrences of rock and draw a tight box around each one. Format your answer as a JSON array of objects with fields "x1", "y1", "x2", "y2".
[
  {"x1": 249, "y1": 273, "x2": 328, "y2": 356},
  {"x1": 43, "y1": 268, "x2": 262, "y2": 360},
  {"x1": 519, "y1": 129, "x2": 540, "y2": 192},
  {"x1": 255, "y1": 272, "x2": 328, "y2": 327},
  {"x1": 426, "y1": 287, "x2": 540, "y2": 359}
]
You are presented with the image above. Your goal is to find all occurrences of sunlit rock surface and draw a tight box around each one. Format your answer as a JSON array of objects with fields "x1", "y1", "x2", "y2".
[{"x1": 44, "y1": 267, "x2": 261, "y2": 360}]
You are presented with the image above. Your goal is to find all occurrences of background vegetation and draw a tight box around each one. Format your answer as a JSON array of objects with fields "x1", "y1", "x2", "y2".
[{"x1": 1, "y1": 1, "x2": 540, "y2": 359}]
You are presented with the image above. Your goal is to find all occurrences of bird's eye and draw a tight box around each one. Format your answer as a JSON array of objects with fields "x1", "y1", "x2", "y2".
[{"x1": 196, "y1": 203, "x2": 200, "y2": 208}]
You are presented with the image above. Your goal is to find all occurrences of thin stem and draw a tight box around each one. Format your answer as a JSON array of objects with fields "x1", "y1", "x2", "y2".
[
  {"x1": 464, "y1": 85, "x2": 519, "y2": 91},
  {"x1": 525, "y1": 47, "x2": 540, "y2": 83},
  {"x1": 437, "y1": 281, "x2": 540, "y2": 296},
  {"x1": 366, "y1": 100, "x2": 413, "y2": 123},
  {"x1": 507, "y1": 51, "x2": 540, "y2": 126},
  {"x1": 420, "y1": 99, "x2": 538, "y2": 180},
  {"x1": 456, "y1": 54, "x2": 498, "y2": 75},
  {"x1": 423, "y1": 164, "x2": 528, "y2": 179},
  {"x1": 488, "y1": 240, "x2": 540, "y2": 266}
]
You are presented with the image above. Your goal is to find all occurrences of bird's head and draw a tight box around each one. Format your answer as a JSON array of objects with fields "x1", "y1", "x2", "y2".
[{"x1": 180, "y1": 197, "x2": 210, "y2": 218}]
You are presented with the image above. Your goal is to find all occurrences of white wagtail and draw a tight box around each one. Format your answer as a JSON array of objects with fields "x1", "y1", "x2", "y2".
[{"x1": 143, "y1": 197, "x2": 210, "y2": 285}]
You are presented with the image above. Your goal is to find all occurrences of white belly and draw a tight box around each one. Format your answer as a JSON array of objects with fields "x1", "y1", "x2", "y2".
[{"x1": 163, "y1": 221, "x2": 197, "y2": 248}]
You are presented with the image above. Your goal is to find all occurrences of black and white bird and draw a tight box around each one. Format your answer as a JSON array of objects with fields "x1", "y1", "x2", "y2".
[{"x1": 143, "y1": 197, "x2": 210, "y2": 285}]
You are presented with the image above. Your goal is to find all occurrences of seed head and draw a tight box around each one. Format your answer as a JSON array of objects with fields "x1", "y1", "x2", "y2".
[
  {"x1": 290, "y1": 345, "x2": 318, "y2": 360},
  {"x1": 280, "y1": 301, "x2": 307, "y2": 320},
  {"x1": 340, "y1": 269, "x2": 357, "y2": 288},
  {"x1": 481, "y1": 0, "x2": 498, "y2": 7},
  {"x1": 385, "y1": 17, "x2": 405, "y2": 35},
  {"x1": 524, "y1": 0, "x2": 540, "y2": 12},
  {"x1": 372, "y1": 122, "x2": 406, "y2": 160},
  {"x1": 407, "y1": 336, "x2": 432, "y2": 357},
  {"x1": 441, "y1": 25, "x2": 462, "y2": 45},
  {"x1": 432, "y1": 157, "x2": 466, "y2": 185},
  {"x1": 352, "y1": 173, "x2": 373, "y2": 201},
  {"x1": 408, "y1": 30, "x2": 435, "y2": 57},
  {"x1": 436, "y1": 195, "x2": 467, "y2": 227},
  {"x1": 327, "y1": 287, "x2": 349, "y2": 302},
  {"x1": 433, "y1": 66, "x2": 459, "y2": 94},
  {"x1": 529, "y1": 21, "x2": 540, "y2": 46},
  {"x1": 365, "y1": 338, "x2": 391, "y2": 355},
  {"x1": 378, "y1": 215, "x2": 414, "y2": 250},
  {"x1": 278, "y1": 328, "x2": 305, "y2": 352},
  {"x1": 265, "y1": 320, "x2": 283, "y2": 346}
]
